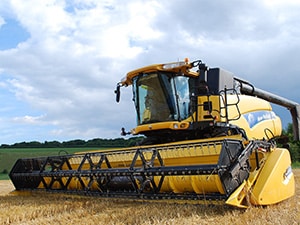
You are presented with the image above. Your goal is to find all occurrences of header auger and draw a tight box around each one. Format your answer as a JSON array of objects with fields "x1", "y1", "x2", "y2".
[{"x1": 9, "y1": 59, "x2": 298, "y2": 208}]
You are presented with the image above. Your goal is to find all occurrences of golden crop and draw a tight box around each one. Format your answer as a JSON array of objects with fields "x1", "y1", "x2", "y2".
[{"x1": 0, "y1": 170, "x2": 299, "y2": 225}]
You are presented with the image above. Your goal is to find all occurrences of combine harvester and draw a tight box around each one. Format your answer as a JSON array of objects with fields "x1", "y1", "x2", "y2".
[{"x1": 9, "y1": 59, "x2": 299, "y2": 208}]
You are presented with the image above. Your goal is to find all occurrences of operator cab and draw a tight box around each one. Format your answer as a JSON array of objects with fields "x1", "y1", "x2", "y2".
[{"x1": 133, "y1": 72, "x2": 191, "y2": 125}]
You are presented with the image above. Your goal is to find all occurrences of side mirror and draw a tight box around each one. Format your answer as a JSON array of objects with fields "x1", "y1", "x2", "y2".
[{"x1": 115, "y1": 83, "x2": 121, "y2": 103}]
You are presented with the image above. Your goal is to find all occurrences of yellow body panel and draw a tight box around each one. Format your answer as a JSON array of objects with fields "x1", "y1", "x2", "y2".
[
  {"x1": 250, "y1": 148, "x2": 295, "y2": 205},
  {"x1": 197, "y1": 95, "x2": 221, "y2": 122},
  {"x1": 226, "y1": 95, "x2": 282, "y2": 139},
  {"x1": 225, "y1": 180, "x2": 250, "y2": 208}
]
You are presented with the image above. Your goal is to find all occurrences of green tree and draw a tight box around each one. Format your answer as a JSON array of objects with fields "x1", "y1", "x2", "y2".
[{"x1": 282, "y1": 123, "x2": 300, "y2": 163}]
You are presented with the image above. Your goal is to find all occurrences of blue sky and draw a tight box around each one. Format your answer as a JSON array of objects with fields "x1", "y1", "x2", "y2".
[
  {"x1": 0, "y1": 19, "x2": 29, "y2": 50},
  {"x1": 0, "y1": 0, "x2": 299, "y2": 144}
]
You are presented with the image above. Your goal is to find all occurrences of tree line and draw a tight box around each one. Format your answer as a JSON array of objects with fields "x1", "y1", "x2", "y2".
[{"x1": 0, "y1": 137, "x2": 144, "y2": 149}]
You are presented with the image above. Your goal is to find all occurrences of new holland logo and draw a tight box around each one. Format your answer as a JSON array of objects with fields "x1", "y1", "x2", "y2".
[
  {"x1": 283, "y1": 166, "x2": 293, "y2": 185},
  {"x1": 243, "y1": 110, "x2": 276, "y2": 128}
]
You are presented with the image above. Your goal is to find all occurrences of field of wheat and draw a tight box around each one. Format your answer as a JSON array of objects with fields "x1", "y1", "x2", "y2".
[{"x1": 0, "y1": 169, "x2": 299, "y2": 225}]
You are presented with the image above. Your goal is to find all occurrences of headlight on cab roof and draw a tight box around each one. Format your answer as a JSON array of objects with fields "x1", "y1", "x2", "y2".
[{"x1": 162, "y1": 58, "x2": 189, "y2": 70}]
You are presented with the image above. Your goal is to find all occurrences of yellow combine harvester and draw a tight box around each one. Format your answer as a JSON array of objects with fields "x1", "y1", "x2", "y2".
[{"x1": 9, "y1": 59, "x2": 299, "y2": 208}]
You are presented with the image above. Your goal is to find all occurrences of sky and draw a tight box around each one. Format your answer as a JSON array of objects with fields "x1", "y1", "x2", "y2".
[{"x1": 0, "y1": 0, "x2": 299, "y2": 144}]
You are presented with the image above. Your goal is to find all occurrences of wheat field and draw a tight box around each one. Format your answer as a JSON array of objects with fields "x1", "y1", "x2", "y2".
[{"x1": 0, "y1": 169, "x2": 299, "y2": 225}]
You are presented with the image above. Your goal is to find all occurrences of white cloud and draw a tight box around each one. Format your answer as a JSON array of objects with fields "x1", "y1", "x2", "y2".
[
  {"x1": 0, "y1": 16, "x2": 5, "y2": 27},
  {"x1": 13, "y1": 114, "x2": 46, "y2": 124}
]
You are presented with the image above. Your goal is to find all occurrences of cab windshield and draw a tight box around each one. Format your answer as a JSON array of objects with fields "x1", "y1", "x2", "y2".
[{"x1": 132, "y1": 72, "x2": 190, "y2": 125}]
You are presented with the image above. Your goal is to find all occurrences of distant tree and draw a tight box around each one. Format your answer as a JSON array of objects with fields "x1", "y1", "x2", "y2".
[
  {"x1": 0, "y1": 144, "x2": 10, "y2": 148},
  {"x1": 28, "y1": 141, "x2": 43, "y2": 148},
  {"x1": 62, "y1": 139, "x2": 86, "y2": 147},
  {"x1": 282, "y1": 123, "x2": 300, "y2": 163},
  {"x1": 44, "y1": 141, "x2": 62, "y2": 148},
  {"x1": 86, "y1": 138, "x2": 103, "y2": 147}
]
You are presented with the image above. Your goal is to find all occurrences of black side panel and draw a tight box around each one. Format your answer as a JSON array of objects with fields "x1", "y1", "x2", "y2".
[
  {"x1": 207, "y1": 68, "x2": 234, "y2": 95},
  {"x1": 218, "y1": 140, "x2": 250, "y2": 195}
]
